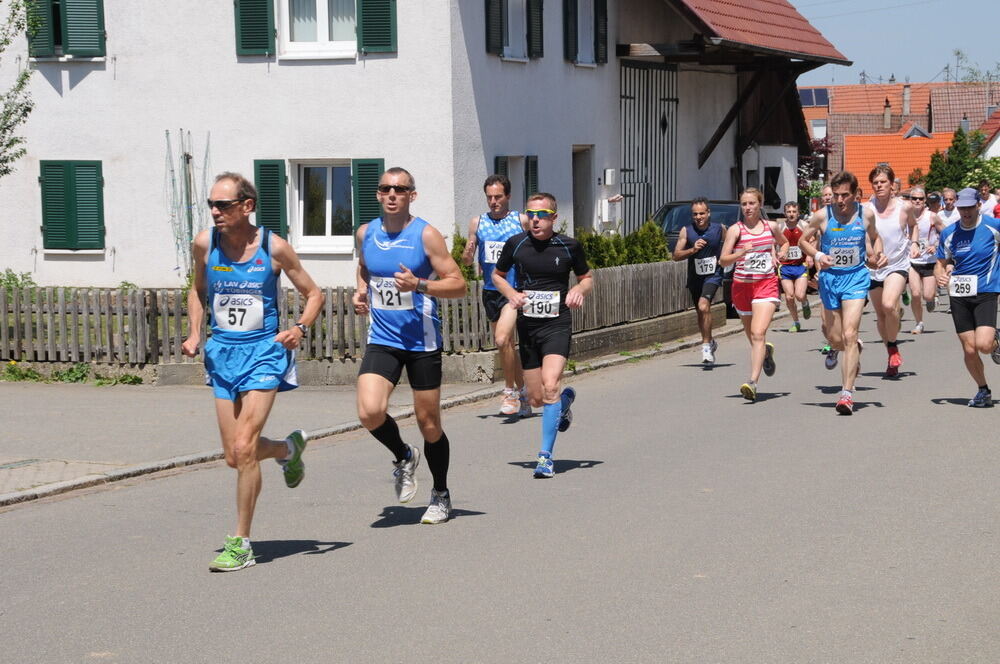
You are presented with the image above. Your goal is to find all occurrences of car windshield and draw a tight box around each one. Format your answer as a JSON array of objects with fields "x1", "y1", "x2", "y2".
[{"x1": 661, "y1": 204, "x2": 740, "y2": 233}]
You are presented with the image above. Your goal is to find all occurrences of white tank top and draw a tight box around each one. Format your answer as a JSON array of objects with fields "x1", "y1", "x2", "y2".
[
  {"x1": 871, "y1": 200, "x2": 910, "y2": 279},
  {"x1": 911, "y1": 211, "x2": 936, "y2": 265}
]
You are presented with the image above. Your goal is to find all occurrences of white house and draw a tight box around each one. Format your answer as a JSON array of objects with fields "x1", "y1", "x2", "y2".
[{"x1": 0, "y1": 0, "x2": 847, "y2": 288}]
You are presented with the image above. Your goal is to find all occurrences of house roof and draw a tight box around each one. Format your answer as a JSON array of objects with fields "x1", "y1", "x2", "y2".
[
  {"x1": 843, "y1": 129, "x2": 954, "y2": 182},
  {"x1": 669, "y1": 0, "x2": 850, "y2": 64},
  {"x1": 980, "y1": 108, "x2": 1000, "y2": 147},
  {"x1": 799, "y1": 82, "x2": 955, "y2": 115},
  {"x1": 930, "y1": 84, "x2": 1000, "y2": 133}
]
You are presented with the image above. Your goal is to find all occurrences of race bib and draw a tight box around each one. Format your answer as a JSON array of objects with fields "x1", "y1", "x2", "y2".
[
  {"x1": 523, "y1": 290, "x2": 560, "y2": 318},
  {"x1": 369, "y1": 276, "x2": 414, "y2": 310},
  {"x1": 694, "y1": 256, "x2": 717, "y2": 276},
  {"x1": 743, "y1": 251, "x2": 773, "y2": 274},
  {"x1": 949, "y1": 274, "x2": 978, "y2": 297},
  {"x1": 484, "y1": 241, "x2": 505, "y2": 265},
  {"x1": 785, "y1": 246, "x2": 802, "y2": 260},
  {"x1": 830, "y1": 246, "x2": 860, "y2": 267},
  {"x1": 213, "y1": 293, "x2": 264, "y2": 332},
  {"x1": 918, "y1": 240, "x2": 928, "y2": 253}
]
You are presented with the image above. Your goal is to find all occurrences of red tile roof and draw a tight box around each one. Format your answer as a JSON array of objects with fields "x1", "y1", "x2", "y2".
[
  {"x1": 673, "y1": 0, "x2": 849, "y2": 64},
  {"x1": 843, "y1": 130, "x2": 954, "y2": 183},
  {"x1": 930, "y1": 84, "x2": 1000, "y2": 133},
  {"x1": 799, "y1": 82, "x2": 956, "y2": 115},
  {"x1": 980, "y1": 108, "x2": 1000, "y2": 147}
]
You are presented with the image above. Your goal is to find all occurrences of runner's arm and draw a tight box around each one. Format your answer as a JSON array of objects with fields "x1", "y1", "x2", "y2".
[
  {"x1": 181, "y1": 231, "x2": 210, "y2": 357},
  {"x1": 865, "y1": 208, "x2": 887, "y2": 268},
  {"x1": 395, "y1": 224, "x2": 467, "y2": 299},
  {"x1": 672, "y1": 226, "x2": 694, "y2": 260},
  {"x1": 461, "y1": 216, "x2": 480, "y2": 266},
  {"x1": 492, "y1": 238, "x2": 524, "y2": 308},
  {"x1": 566, "y1": 242, "x2": 593, "y2": 308},
  {"x1": 352, "y1": 224, "x2": 370, "y2": 315},
  {"x1": 771, "y1": 221, "x2": 789, "y2": 261},
  {"x1": 799, "y1": 210, "x2": 831, "y2": 267},
  {"x1": 719, "y1": 224, "x2": 744, "y2": 267},
  {"x1": 271, "y1": 235, "x2": 325, "y2": 347}
]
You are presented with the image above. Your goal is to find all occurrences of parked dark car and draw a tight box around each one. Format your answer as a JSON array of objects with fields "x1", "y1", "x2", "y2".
[{"x1": 651, "y1": 200, "x2": 744, "y2": 318}]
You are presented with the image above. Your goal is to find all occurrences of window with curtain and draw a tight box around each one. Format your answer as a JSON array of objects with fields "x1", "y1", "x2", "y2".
[{"x1": 280, "y1": 0, "x2": 357, "y2": 58}]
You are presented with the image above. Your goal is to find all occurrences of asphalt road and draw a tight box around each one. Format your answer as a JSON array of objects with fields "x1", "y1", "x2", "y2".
[{"x1": 2, "y1": 305, "x2": 998, "y2": 663}]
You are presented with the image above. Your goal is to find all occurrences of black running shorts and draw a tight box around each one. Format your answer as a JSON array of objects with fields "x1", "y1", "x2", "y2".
[
  {"x1": 481, "y1": 289, "x2": 509, "y2": 323},
  {"x1": 950, "y1": 293, "x2": 999, "y2": 334},
  {"x1": 910, "y1": 262, "x2": 935, "y2": 278},
  {"x1": 359, "y1": 344, "x2": 442, "y2": 390},
  {"x1": 516, "y1": 317, "x2": 572, "y2": 370},
  {"x1": 869, "y1": 270, "x2": 909, "y2": 290},
  {"x1": 688, "y1": 279, "x2": 720, "y2": 306}
]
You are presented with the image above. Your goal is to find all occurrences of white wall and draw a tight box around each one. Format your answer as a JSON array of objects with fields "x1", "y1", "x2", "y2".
[
  {"x1": 675, "y1": 66, "x2": 739, "y2": 200},
  {"x1": 0, "y1": 1, "x2": 455, "y2": 287},
  {"x1": 742, "y1": 144, "x2": 798, "y2": 212}
]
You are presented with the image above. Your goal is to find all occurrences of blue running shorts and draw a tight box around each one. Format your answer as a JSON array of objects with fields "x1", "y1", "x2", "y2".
[
  {"x1": 780, "y1": 264, "x2": 807, "y2": 280},
  {"x1": 204, "y1": 337, "x2": 298, "y2": 401},
  {"x1": 818, "y1": 269, "x2": 870, "y2": 310}
]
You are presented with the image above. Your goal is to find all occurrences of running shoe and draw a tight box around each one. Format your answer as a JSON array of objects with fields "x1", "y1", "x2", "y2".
[
  {"x1": 910, "y1": 322, "x2": 925, "y2": 335},
  {"x1": 740, "y1": 381, "x2": 758, "y2": 402},
  {"x1": 762, "y1": 342, "x2": 776, "y2": 377},
  {"x1": 421, "y1": 489, "x2": 452, "y2": 524},
  {"x1": 518, "y1": 388, "x2": 533, "y2": 418},
  {"x1": 885, "y1": 348, "x2": 902, "y2": 378},
  {"x1": 825, "y1": 349, "x2": 839, "y2": 370},
  {"x1": 992, "y1": 330, "x2": 1000, "y2": 365},
  {"x1": 533, "y1": 455, "x2": 554, "y2": 478},
  {"x1": 701, "y1": 343, "x2": 715, "y2": 364},
  {"x1": 788, "y1": 321, "x2": 801, "y2": 333},
  {"x1": 835, "y1": 391, "x2": 854, "y2": 415},
  {"x1": 969, "y1": 388, "x2": 993, "y2": 408},
  {"x1": 499, "y1": 388, "x2": 520, "y2": 415},
  {"x1": 902, "y1": 291, "x2": 911, "y2": 306},
  {"x1": 209, "y1": 536, "x2": 255, "y2": 572},
  {"x1": 393, "y1": 445, "x2": 421, "y2": 503},
  {"x1": 558, "y1": 387, "x2": 576, "y2": 432},
  {"x1": 281, "y1": 429, "x2": 308, "y2": 489},
  {"x1": 710, "y1": 338, "x2": 718, "y2": 354},
  {"x1": 802, "y1": 300, "x2": 812, "y2": 320},
  {"x1": 820, "y1": 343, "x2": 831, "y2": 355},
  {"x1": 926, "y1": 298, "x2": 936, "y2": 312}
]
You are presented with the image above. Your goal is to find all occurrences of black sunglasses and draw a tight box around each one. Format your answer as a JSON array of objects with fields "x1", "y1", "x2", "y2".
[
  {"x1": 207, "y1": 198, "x2": 247, "y2": 210},
  {"x1": 377, "y1": 184, "x2": 413, "y2": 194}
]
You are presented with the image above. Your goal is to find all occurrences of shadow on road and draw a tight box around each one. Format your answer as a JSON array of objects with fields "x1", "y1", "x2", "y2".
[
  {"x1": 370, "y1": 505, "x2": 486, "y2": 528},
  {"x1": 680, "y1": 363, "x2": 736, "y2": 370},
  {"x1": 814, "y1": 384, "x2": 875, "y2": 394},
  {"x1": 251, "y1": 539, "x2": 352, "y2": 564},
  {"x1": 931, "y1": 397, "x2": 987, "y2": 407},
  {"x1": 477, "y1": 413, "x2": 537, "y2": 424},
  {"x1": 801, "y1": 400, "x2": 884, "y2": 410},
  {"x1": 858, "y1": 371, "x2": 916, "y2": 379},
  {"x1": 508, "y1": 459, "x2": 604, "y2": 474},
  {"x1": 725, "y1": 391, "x2": 791, "y2": 403}
]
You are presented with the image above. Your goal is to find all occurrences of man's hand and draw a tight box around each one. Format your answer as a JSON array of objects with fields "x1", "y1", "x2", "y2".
[
  {"x1": 692, "y1": 238, "x2": 707, "y2": 251},
  {"x1": 181, "y1": 335, "x2": 200, "y2": 358},
  {"x1": 352, "y1": 289, "x2": 369, "y2": 315},
  {"x1": 566, "y1": 286, "x2": 586, "y2": 309},
  {"x1": 506, "y1": 291, "x2": 526, "y2": 310},
  {"x1": 936, "y1": 265, "x2": 953, "y2": 288},
  {"x1": 395, "y1": 263, "x2": 419, "y2": 292},
  {"x1": 274, "y1": 327, "x2": 304, "y2": 350},
  {"x1": 817, "y1": 254, "x2": 834, "y2": 269}
]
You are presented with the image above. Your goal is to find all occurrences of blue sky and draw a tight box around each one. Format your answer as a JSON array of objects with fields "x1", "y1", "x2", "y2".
[{"x1": 793, "y1": 0, "x2": 999, "y2": 87}]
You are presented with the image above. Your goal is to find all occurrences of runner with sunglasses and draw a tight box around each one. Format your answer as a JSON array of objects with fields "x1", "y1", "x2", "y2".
[
  {"x1": 720, "y1": 187, "x2": 787, "y2": 402},
  {"x1": 183, "y1": 172, "x2": 324, "y2": 571},
  {"x1": 462, "y1": 174, "x2": 531, "y2": 417},
  {"x1": 492, "y1": 193, "x2": 593, "y2": 479},
  {"x1": 906, "y1": 186, "x2": 945, "y2": 333},
  {"x1": 352, "y1": 167, "x2": 467, "y2": 524}
]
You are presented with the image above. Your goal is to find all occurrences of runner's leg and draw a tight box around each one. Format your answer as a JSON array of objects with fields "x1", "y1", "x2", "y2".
[
  {"x1": 781, "y1": 278, "x2": 799, "y2": 323},
  {"x1": 908, "y1": 267, "x2": 924, "y2": 327}
]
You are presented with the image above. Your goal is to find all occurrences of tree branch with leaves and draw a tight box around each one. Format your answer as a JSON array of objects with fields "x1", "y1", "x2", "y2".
[{"x1": 0, "y1": 0, "x2": 34, "y2": 178}]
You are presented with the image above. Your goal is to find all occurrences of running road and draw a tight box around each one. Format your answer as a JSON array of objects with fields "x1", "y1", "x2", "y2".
[{"x1": 1, "y1": 305, "x2": 997, "y2": 663}]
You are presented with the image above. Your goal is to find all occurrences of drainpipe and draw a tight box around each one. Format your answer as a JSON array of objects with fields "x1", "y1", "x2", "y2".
[{"x1": 883, "y1": 98, "x2": 891, "y2": 130}]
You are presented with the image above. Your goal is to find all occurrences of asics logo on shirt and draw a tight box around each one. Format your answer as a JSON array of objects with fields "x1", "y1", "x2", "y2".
[{"x1": 374, "y1": 237, "x2": 415, "y2": 251}]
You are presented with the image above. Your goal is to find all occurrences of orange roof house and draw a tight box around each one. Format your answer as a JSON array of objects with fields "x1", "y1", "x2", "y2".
[{"x1": 843, "y1": 125, "x2": 954, "y2": 182}]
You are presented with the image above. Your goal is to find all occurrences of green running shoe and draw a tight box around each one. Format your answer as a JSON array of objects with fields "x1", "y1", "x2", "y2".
[
  {"x1": 802, "y1": 300, "x2": 812, "y2": 320},
  {"x1": 789, "y1": 321, "x2": 801, "y2": 333},
  {"x1": 209, "y1": 536, "x2": 255, "y2": 572},
  {"x1": 902, "y1": 291, "x2": 911, "y2": 306},
  {"x1": 821, "y1": 344, "x2": 832, "y2": 355},
  {"x1": 281, "y1": 429, "x2": 309, "y2": 488}
]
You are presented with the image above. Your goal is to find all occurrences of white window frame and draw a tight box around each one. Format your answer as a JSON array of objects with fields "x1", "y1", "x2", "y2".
[
  {"x1": 576, "y1": 0, "x2": 595, "y2": 65},
  {"x1": 811, "y1": 119, "x2": 828, "y2": 140},
  {"x1": 291, "y1": 160, "x2": 355, "y2": 254},
  {"x1": 502, "y1": 0, "x2": 527, "y2": 60},
  {"x1": 276, "y1": 0, "x2": 357, "y2": 60}
]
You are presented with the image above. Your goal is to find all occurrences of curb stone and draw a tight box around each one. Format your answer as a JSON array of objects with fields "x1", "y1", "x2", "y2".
[{"x1": 0, "y1": 299, "x2": 815, "y2": 508}]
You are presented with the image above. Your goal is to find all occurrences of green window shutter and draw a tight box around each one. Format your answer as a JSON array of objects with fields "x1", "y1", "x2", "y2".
[
  {"x1": 234, "y1": 0, "x2": 275, "y2": 56},
  {"x1": 40, "y1": 161, "x2": 105, "y2": 250},
  {"x1": 524, "y1": 155, "x2": 538, "y2": 203},
  {"x1": 562, "y1": 0, "x2": 577, "y2": 62},
  {"x1": 352, "y1": 159, "x2": 385, "y2": 229},
  {"x1": 254, "y1": 160, "x2": 287, "y2": 238},
  {"x1": 485, "y1": 0, "x2": 504, "y2": 55},
  {"x1": 594, "y1": 0, "x2": 607, "y2": 64},
  {"x1": 27, "y1": 0, "x2": 56, "y2": 57},
  {"x1": 494, "y1": 156, "x2": 509, "y2": 178},
  {"x1": 358, "y1": 0, "x2": 397, "y2": 54},
  {"x1": 61, "y1": 0, "x2": 106, "y2": 57},
  {"x1": 527, "y1": 0, "x2": 544, "y2": 58},
  {"x1": 72, "y1": 162, "x2": 105, "y2": 248}
]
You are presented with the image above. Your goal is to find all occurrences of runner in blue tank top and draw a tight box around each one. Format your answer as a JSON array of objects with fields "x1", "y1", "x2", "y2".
[
  {"x1": 183, "y1": 172, "x2": 323, "y2": 572},
  {"x1": 935, "y1": 187, "x2": 1000, "y2": 407},
  {"x1": 462, "y1": 174, "x2": 530, "y2": 416},
  {"x1": 800, "y1": 170, "x2": 884, "y2": 415},
  {"x1": 352, "y1": 167, "x2": 467, "y2": 524},
  {"x1": 671, "y1": 197, "x2": 724, "y2": 364}
]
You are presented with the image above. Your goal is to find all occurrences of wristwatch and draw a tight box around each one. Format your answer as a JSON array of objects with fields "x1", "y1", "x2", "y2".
[
  {"x1": 416, "y1": 279, "x2": 428, "y2": 294},
  {"x1": 294, "y1": 323, "x2": 308, "y2": 335}
]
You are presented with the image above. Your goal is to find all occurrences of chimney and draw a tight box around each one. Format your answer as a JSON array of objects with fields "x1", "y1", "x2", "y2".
[
  {"x1": 927, "y1": 103, "x2": 933, "y2": 133},
  {"x1": 902, "y1": 84, "x2": 911, "y2": 115},
  {"x1": 961, "y1": 114, "x2": 970, "y2": 133},
  {"x1": 889, "y1": 73, "x2": 896, "y2": 84},
  {"x1": 884, "y1": 98, "x2": 891, "y2": 130}
]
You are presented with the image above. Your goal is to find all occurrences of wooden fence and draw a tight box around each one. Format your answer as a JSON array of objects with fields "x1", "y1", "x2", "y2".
[{"x1": 0, "y1": 261, "x2": 692, "y2": 364}]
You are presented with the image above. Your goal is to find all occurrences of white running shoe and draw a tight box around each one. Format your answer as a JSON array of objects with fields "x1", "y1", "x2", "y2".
[
  {"x1": 499, "y1": 388, "x2": 520, "y2": 415},
  {"x1": 420, "y1": 489, "x2": 451, "y2": 524},
  {"x1": 701, "y1": 343, "x2": 715, "y2": 364},
  {"x1": 392, "y1": 445, "x2": 420, "y2": 503}
]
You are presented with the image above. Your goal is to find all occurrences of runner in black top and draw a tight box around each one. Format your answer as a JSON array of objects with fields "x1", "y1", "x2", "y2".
[
  {"x1": 492, "y1": 192, "x2": 593, "y2": 478},
  {"x1": 672, "y1": 197, "x2": 724, "y2": 363}
]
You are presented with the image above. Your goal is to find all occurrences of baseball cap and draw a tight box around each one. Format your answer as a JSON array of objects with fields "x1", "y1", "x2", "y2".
[
  {"x1": 927, "y1": 191, "x2": 941, "y2": 203},
  {"x1": 956, "y1": 187, "x2": 979, "y2": 207}
]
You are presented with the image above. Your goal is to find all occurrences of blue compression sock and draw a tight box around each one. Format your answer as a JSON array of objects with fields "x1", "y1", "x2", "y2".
[{"x1": 541, "y1": 402, "x2": 560, "y2": 456}]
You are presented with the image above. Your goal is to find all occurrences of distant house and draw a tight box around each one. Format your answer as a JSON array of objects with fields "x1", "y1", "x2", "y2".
[
  {"x1": 980, "y1": 109, "x2": 1000, "y2": 159},
  {"x1": 3, "y1": 0, "x2": 847, "y2": 288},
  {"x1": 842, "y1": 123, "x2": 954, "y2": 185}
]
